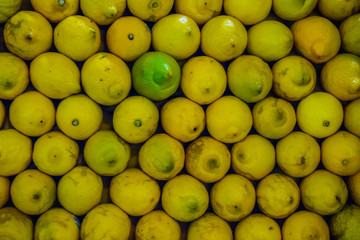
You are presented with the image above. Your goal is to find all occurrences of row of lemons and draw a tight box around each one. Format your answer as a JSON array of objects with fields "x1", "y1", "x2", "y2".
[{"x1": 1, "y1": 0, "x2": 360, "y2": 239}]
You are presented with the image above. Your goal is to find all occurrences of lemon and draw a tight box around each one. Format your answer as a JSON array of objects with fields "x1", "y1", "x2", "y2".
[
  {"x1": 80, "y1": 0, "x2": 126, "y2": 25},
  {"x1": 180, "y1": 56, "x2": 227, "y2": 105},
  {"x1": 161, "y1": 97, "x2": 205, "y2": 143},
  {"x1": 282, "y1": 210, "x2": 330, "y2": 240},
  {"x1": 138, "y1": 133, "x2": 185, "y2": 181},
  {"x1": 344, "y1": 98, "x2": 360, "y2": 137},
  {"x1": 56, "y1": 94, "x2": 103, "y2": 140},
  {"x1": 9, "y1": 91, "x2": 55, "y2": 137},
  {"x1": 4, "y1": 10, "x2": 53, "y2": 60},
  {"x1": 321, "y1": 53, "x2": 360, "y2": 101},
  {"x1": 0, "y1": 52, "x2": 29, "y2": 100},
  {"x1": 0, "y1": 100, "x2": 5, "y2": 128},
  {"x1": 10, "y1": 169, "x2": 56, "y2": 215},
  {"x1": 161, "y1": 174, "x2": 209, "y2": 222},
  {"x1": 200, "y1": 15, "x2": 247, "y2": 62},
  {"x1": 348, "y1": 171, "x2": 360, "y2": 206},
  {"x1": 135, "y1": 210, "x2": 181, "y2": 240},
  {"x1": 0, "y1": 129, "x2": 32, "y2": 176},
  {"x1": 57, "y1": 166, "x2": 103, "y2": 216},
  {"x1": 152, "y1": 14, "x2": 201, "y2": 60},
  {"x1": 231, "y1": 134, "x2": 276, "y2": 180},
  {"x1": 272, "y1": 55, "x2": 317, "y2": 101},
  {"x1": 185, "y1": 136, "x2": 231, "y2": 183},
  {"x1": 0, "y1": 0, "x2": 22, "y2": 23},
  {"x1": 175, "y1": 0, "x2": 222, "y2": 25},
  {"x1": 210, "y1": 173, "x2": 256, "y2": 222},
  {"x1": 113, "y1": 95, "x2": 159, "y2": 144},
  {"x1": 223, "y1": 0, "x2": 272, "y2": 25},
  {"x1": 80, "y1": 203, "x2": 131, "y2": 240},
  {"x1": 31, "y1": 0, "x2": 79, "y2": 23},
  {"x1": 0, "y1": 176, "x2": 10, "y2": 208},
  {"x1": 127, "y1": 0, "x2": 174, "y2": 22},
  {"x1": 54, "y1": 15, "x2": 101, "y2": 62},
  {"x1": 340, "y1": 13, "x2": 360, "y2": 56},
  {"x1": 227, "y1": 55, "x2": 273, "y2": 103},
  {"x1": 234, "y1": 213, "x2": 282, "y2": 240},
  {"x1": 291, "y1": 15, "x2": 341, "y2": 64},
  {"x1": 30, "y1": 52, "x2": 81, "y2": 99},
  {"x1": 206, "y1": 95, "x2": 253, "y2": 143},
  {"x1": 272, "y1": 0, "x2": 318, "y2": 21},
  {"x1": 300, "y1": 169, "x2": 348, "y2": 215},
  {"x1": 107, "y1": 16, "x2": 151, "y2": 62},
  {"x1": 110, "y1": 168, "x2": 161, "y2": 216},
  {"x1": 0, "y1": 207, "x2": 33, "y2": 240},
  {"x1": 318, "y1": 0, "x2": 360, "y2": 21},
  {"x1": 256, "y1": 173, "x2": 300, "y2": 219},
  {"x1": 187, "y1": 212, "x2": 233, "y2": 240},
  {"x1": 81, "y1": 52, "x2": 131, "y2": 106},
  {"x1": 35, "y1": 208, "x2": 80, "y2": 240},
  {"x1": 330, "y1": 204, "x2": 360, "y2": 240},
  {"x1": 296, "y1": 91, "x2": 343, "y2": 139}
]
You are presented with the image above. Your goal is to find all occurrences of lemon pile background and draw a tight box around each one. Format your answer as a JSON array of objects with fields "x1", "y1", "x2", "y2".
[{"x1": 0, "y1": 0, "x2": 360, "y2": 239}]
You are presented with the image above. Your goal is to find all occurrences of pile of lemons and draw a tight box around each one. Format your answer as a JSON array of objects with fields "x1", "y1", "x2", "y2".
[{"x1": 1, "y1": 0, "x2": 360, "y2": 239}]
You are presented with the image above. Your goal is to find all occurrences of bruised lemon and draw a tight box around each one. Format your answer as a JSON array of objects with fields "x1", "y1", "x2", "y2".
[
  {"x1": 31, "y1": 0, "x2": 79, "y2": 23},
  {"x1": 127, "y1": 0, "x2": 174, "y2": 22},
  {"x1": 80, "y1": 0, "x2": 126, "y2": 25},
  {"x1": 0, "y1": 207, "x2": 33, "y2": 240}
]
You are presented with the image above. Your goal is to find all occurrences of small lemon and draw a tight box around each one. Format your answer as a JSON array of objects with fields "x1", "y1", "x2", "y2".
[
  {"x1": 272, "y1": 0, "x2": 318, "y2": 21},
  {"x1": 0, "y1": 0, "x2": 22, "y2": 23},
  {"x1": 0, "y1": 52, "x2": 29, "y2": 100},
  {"x1": 9, "y1": 91, "x2": 55, "y2": 137},
  {"x1": 180, "y1": 56, "x2": 227, "y2": 105},
  {"x1": 200, "y1": 15, "x2": 247, "y2": 62},
  {"x1": 80, "y1": 0, "x2": 126, "y2": 25},
  {"x1": 227, "y1": 55, "x2": 273, "y2": 103},
  {"x1": 348, "y1": 171, "x2": 360, "y2": 205},
  {"x1": 344, "y1": 98, "x2": 360, "y2": 137},
  {"x1": 30, "y1": 52, "x2": 81, "y2": 99},
  {"x1": 0, "y1": 176, "x2": 10, "y2": 208},
  {"x1": 31, "y1": 0, "x2": 79, "y2": 23},
  {"x1": 318, "y1": 0, "x2": 360, "y2": 21},
  {"x1": 161, "y1": 97, "x2": 205, "y2": 143},
  {"x1": 127, "y1": 0, "x2": 174, "y2": 22},
  {"x1": 113, "y1": 95, "x2": 159, "y2": 144},
  {"x1": 110, "y1": 168, "x2": 161, "y2": 216},
  {"x1": 231, "y1": 134, "x2": 276, "y2": 181},
  {"x1": 0, "y1": 207, "x2": 33, "y2": 240},
  {"x1": 340, "y1": 13, "x2": 360, "y2": 56}
]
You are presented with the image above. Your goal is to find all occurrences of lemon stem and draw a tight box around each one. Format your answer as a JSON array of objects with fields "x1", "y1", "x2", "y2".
[
  {"x1": 58, "y1": 0, "x2": 65, "y2": 6},
  {"x1": 72, "y1": 119, "x2": 79, "y2": 126},
  {"x1": 134, "y1": 120, "x2": 142, "y2": 127}
]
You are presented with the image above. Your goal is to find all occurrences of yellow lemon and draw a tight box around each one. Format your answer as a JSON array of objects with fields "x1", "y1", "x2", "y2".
[
  {"x1": 291, "y1": 15, "x2": 341, "y2": 64},
  {"x1": 272, "y1": 55, "x2": 317, "y2": 101},
  {"x1": 54, "y1": 15, "x2": 101, "y2": 62},
  {"x1": 0, "y1": 176, "x2": 10, "y2": 208},
  {"x1": 234, "y1": 213, "x2": 282, "y2": 240},
  {"x1": 80, "y1": 203, "x2": 131, "y2": 240},
  {"x1": 272, "y1": 0, "x2": 318, "y2": 21},
  {"x1": 127, "y1": 0, "x2": 174, "y2": 22},
  {"x1": 318, "y1": 0, "x2": 360, "y2": 21},
  {"x1": 231, "y1": 134, "x2": 276, "y2": 181},
  {"x1": 161, "y1": 97, "x2": 205, "y2": 143},
  {"x1": 321, "y1": 130, "x2": 360, "y2": 176},
  {"x1": 256, "y1": 173, "x2": 300, "y2": 219},
  {"x1": 296, "y1": 91, "x2": 344, "y2": 139},
  {"x1": 31, "y1": 0, "x2": 79, "y2": 23},
  {"x1": 187, "y1": 212, "x2": 233, "y2": 240},
  {"x1": 206, "y1": 95, "x2": 253, "y2": 143},
  {"x1": 300, "y1": 169, "x2": 348, "y2": 215},
  {"x1": 200, "y1": 15, "x2": 247, "y2": 62},
  {"x1": 161, "y1": 174, "x2": 209, "y2": 222},
  {"x1": 33, "y1": 131, "x2": 79, "y2": 176},
  {"x1": 174, "y1": 0, "x2": 222, "y2": 25},
  {"x1": 56, "y1": 94, "x2": 103, "y2": 140},
  {"x1": 227, "y1": 55, "x2": 273, "y2": 103},
  {"x1": 0, "y1": 0, "x2": 22, "y2": 23},
  {"x1": 30, "y1": 52, "x2": 81, "y2": 99},
  {"x1": 81, "y1": 52, "x2": 131, "y2": 105},
  {"x1": 180, "y1": 56, "x2": 227, "y2": 105},
  {"x1": 57, "y1": 166, "x2": 103, "y2": 216},
  {"x1": 276, "y1": 131, "x2": 320, "y2": 178},
  {"x1": 282, "y1": 210, "x2": 330, "y2": 240},
  {"x1": 138, "y1": 133, "x2": 185, "y2": 181},
  {"x1": 252, "y1": 96, "x2": 296, "y2": 139},
  {"x1": 107, "y1": 16, "x2": 151, "y2": 62},
  {"x1": 0, "y1": 129, "x2": 32, "y2": 176},
  {"x1": 344, "y1": 98, "x2": 360, "y2": 137},
  {"x1": 223, "y1": 0, "x2": 272, "y2": 25},
  {"x1": 9, "y1": 91, "x2": 55, "y2": 137},
  {"x1": 0, "y1": 52, "x2": 29, "y2": 100},
  {"x1": 113, "y1": 95, "x2": 159, "y2": 144},
  {"x1": 340, "y1": 13, "x2": 360, "y2": 56},
  {"x1": 0, "y1": 100, "x2": 5, "y2": 128},
  {"x1": 185, "y1": 136, "x2": 231, "y2": 183},
  {"x1": 10, "y1": 169, "x2": 56, "y2": 215},
  {"x1": 3, "y1": 10, "x2": 53, "y2": 60},
  {"x1": 135, "y1": 210, "x2": 181, "y2": 240},
  {"x1": 0, "y1": 207, "x2": 33, "y2": 240},
  {"x1": 35, "y1": 208, "x2": 80, "y2": 240},
  {"x1": 110, "y1": 168, "x2": 161, "y2": 216},
  {"x1": 348, "y1": 171, "x2": 360, "y2": 205},
  {"x1": 210, "y1": 173, "x2": 256, "y2": 222},
  {"x1": 152, "y1": 14, "x2": 200, "y2": 60},
  {"x1": 247, "y1": 20, "x2": 293, "y2": 62},
  {"x1": 80, "y1": 0, "x2": 126, "y2": 25},
  {"x1": 321, "y1": 53, "x2": 360, "y2": 101}
]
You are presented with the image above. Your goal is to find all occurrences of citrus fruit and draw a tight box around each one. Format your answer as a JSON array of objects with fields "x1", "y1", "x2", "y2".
[
  {"x1": 330, "y1": 204, "x2": 360, "y2": 240},
  {"x1": 344, "y1": 98, "x2": 360, "y2": 137},
  {"x1": 348, "y1": 171, "x2": 360, "y2": 206},
  {"x1": 340, "y1": 13, "x2": 360, "y2": 56},
  {"x1": 0, "y1": 207, "x2": 33, "y2": 240},
  {"x1": 0, "y1": 100, "x2": 4, "y2": 128},
  {"x1": 31, "y1": 0, "x2": 79, "y2": 23},
  {"x1": 127, "y1": 0, "x2": 174, "y2": 22},
  {"x1": 0, "y1": 0, "x2": 22, "y2": 23},
  {"x1": 318, "y1": 0, "x2": 360, "y2": 21},
  {"x1": 0, "y1": 176, "x2": 10, "y2": 208},
  {"x1": 80, "y1": 0, "x2": 126, "y2": 25},
  {"x1": 272, "y1": 0, "x2": 318, "y2": 21}
]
